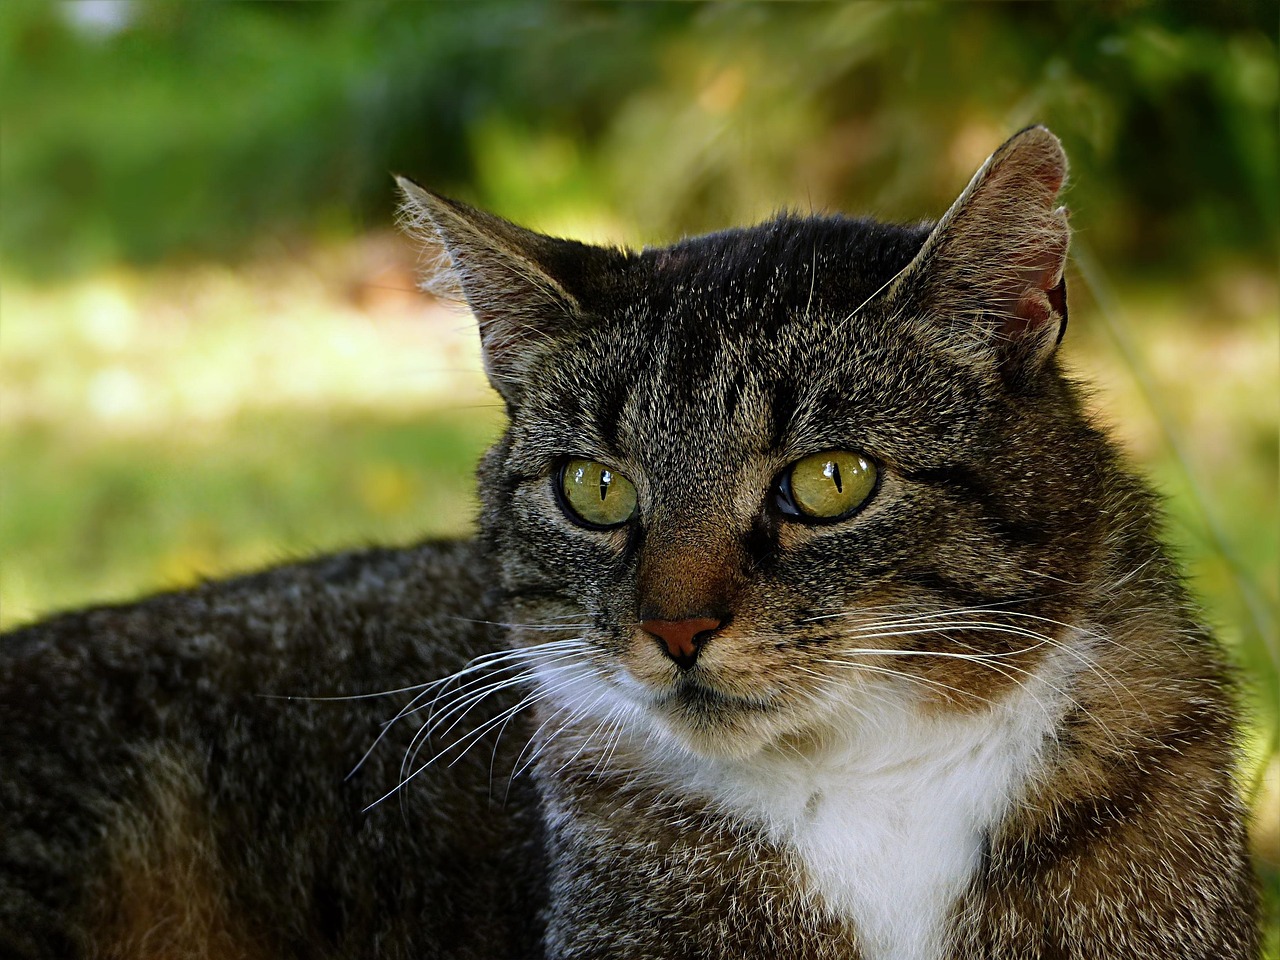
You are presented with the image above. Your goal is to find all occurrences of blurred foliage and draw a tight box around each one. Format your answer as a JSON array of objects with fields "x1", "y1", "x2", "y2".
[{"x1": 1, "y1": 0, "x2": 1276, "y2": 278}]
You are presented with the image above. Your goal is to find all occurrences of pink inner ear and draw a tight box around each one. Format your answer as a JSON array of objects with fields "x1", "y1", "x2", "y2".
[
  {"x1": 1004, "y1": 270, "x2": 1068, "y2": 344},
  {"x1": 1028, "y1": 158, "x2": 1065, "y2": 197},
  {"x1": 999, "y1": 220, "x2": 1068, "y2": 335},
  {"x1": 1007, "y1": 288, "x2": 1054, "y2": 339}
]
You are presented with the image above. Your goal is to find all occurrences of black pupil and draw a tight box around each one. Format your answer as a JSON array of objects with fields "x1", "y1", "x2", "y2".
[
  {"x1": 829, "y1": 461, "x2": 842, "y2": 493},
  {"x1": 599, "y1": 469, "x2": 611, "y2": 502}
]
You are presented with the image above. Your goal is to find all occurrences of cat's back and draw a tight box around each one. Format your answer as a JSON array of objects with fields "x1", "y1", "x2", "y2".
[{"x1": 0, "y1": 539, "x2": 547, "y2": 960}]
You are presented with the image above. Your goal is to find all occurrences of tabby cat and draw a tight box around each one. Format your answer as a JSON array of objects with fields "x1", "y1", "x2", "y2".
[{"x1": 0, "y1": 127, "x2": 1260, "y2": 959}]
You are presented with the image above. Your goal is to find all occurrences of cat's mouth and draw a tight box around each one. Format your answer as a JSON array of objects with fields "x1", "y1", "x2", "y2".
[
  {"x1": 621, "y1": 671, "x2": 793, "y2": 759},
  {"x1": 655, "y1": 674, "x2": 774, "y2": 717}
]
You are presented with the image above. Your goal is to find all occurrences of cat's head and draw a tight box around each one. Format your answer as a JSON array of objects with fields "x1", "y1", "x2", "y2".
[{"x1": 401, "y1": 127, "x2": 1109, "y2": 760}]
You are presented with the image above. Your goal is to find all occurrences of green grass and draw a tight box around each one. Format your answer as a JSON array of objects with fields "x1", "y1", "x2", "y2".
[{"x1": 1, "y1": 410, "x2": 501, "y2": 625}]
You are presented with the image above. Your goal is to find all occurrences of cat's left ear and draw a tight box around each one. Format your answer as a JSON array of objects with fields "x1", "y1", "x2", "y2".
[{"x1": 886, "y1": 125, "x2": 1070, "y2": 383}]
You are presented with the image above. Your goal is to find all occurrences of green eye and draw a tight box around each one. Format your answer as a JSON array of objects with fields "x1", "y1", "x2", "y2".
[
  {"x1": 558, "y1": 458, "x2": 638, "y2": 529},
  {"x1": 780, "y1": 451, "x2": 876, "y2": 521}
]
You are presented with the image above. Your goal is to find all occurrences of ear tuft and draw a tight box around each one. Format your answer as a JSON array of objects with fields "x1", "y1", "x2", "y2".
[
  {"x1": 887, "y1": 126, "x2": 1071, "y2": 380},
  {"x1": 394, "y1": 176, "x2": 467, "y2": 304},
  {"x1": 395, "y1": 176, "x2": 588, "y2": 404}
]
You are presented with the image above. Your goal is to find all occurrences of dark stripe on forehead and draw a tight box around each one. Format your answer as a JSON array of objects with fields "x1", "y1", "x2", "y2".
[
  {"x1": 722, "y1": 365, "x2": 750, "y2": 423},
  {"x1": 591, "y1": 374, "x2": 630, "y2": 452},
  {"x1": 769, "y1": 377, "x2": 799, "y2": 450}
]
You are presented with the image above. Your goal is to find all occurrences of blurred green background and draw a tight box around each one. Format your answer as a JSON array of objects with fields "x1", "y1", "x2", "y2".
[{"x1": 1, "y1": 0, "x2": 1276, "y2": 944}]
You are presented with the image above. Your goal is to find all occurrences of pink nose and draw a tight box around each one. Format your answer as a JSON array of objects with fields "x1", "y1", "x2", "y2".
[{"x1": 641, "y1": 617, "x2": 723, "y2": 669}]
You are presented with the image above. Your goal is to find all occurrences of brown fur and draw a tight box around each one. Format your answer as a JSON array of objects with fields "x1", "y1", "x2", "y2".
[{"x1": 85, "y1": 748, "x2": 265, "y2": 960}]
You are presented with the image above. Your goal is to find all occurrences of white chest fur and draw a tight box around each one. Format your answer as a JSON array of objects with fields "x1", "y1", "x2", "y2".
[{"x1": 682, "y1": 660, "x2": 1070, "y2": 960}]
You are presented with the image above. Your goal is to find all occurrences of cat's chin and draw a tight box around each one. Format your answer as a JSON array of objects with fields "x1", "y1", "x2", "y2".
[
  {"x1": 602, "y1": 661, "x2": 836, "y2": 761},
  {"x1": 627, "y1": 681, "x2": 796, "y2": 761}
]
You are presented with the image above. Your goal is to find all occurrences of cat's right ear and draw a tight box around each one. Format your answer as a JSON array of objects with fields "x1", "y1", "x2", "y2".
[{"x1": 396, "y1": 177, "x2": 600, "y2": 404}]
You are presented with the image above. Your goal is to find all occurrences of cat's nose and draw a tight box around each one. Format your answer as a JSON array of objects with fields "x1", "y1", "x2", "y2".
[{"x1": 640, "y1": 617, "x2": 723, "y2": 670}]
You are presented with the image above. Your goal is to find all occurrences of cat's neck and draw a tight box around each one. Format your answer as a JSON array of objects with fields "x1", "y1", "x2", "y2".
[{"x1": 612, "y1": 642, "x2": 1081, "y2": 960}]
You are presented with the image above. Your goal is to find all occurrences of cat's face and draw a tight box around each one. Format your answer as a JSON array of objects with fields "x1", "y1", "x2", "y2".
[{"x1": 404, "y1": 127, "x2": 1106, "y2": 759}]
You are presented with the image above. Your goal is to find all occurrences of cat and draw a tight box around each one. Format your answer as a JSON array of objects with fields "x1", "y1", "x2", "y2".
[{"x1": 0, "y1": 126, "x2": 1261, "y2": 959}]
